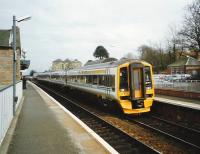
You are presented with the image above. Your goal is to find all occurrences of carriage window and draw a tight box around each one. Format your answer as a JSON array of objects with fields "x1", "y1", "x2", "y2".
[
  {"x1": 80, "y1": 75, "x2": 85, "y2": 83},
  {"x1": 110, "y1": 75, "x2": 115, "y2": 91},
  {"x1": 86, "y1": 76, "x2": 89, "y2": 83},
  {"x1": 120, "y1": 67, "x2": 128, "y2": 91},
  {"x1": 69, "y1": 76, "x2": 73, "y2": 82},
  {"x1": 99, "y1": 75, "x2": 105, "y2": 86},
  {"x1": 72, "y1": 76, "x2": 76, "y2": 82},
  {"x1": 76, "y1": 76, "x2": 80, "y2": 82},
  {"x1": 86, "y1": 75, "x2": 93, "y2": 84},
  {"x1": 93, "y1": 75, "x2": 98, "y2": 85}
]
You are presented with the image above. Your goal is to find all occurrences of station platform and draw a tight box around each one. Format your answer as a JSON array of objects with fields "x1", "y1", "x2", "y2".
[
  {"x1": 5, "y1": 82, "x2": 112, "y2": 154},
  {"x1": 155, "y1": 94, "x2": 200, "y2": 110}
]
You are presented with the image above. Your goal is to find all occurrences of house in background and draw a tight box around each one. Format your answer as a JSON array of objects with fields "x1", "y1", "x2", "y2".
[
  {"x1": 63, "y1": 58, "x2": 71, "y2": 70},
  {"x1": 51, "y1": 58, "x2": 82, "y2": 71},
  {"x1": 51, "y1": 59, "x2": 64, "y2": 71},
  {"x1": 68, "y1": 59, "x2": 82, "y2": 70},
  {"x1": 168, "y1": 56, "x2": 200, "y2": 77}
]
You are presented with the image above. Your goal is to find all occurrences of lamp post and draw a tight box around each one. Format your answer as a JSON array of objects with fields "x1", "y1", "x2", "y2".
[{"x1": 12, "y1": 15, "x2": 31, "y2": 116}]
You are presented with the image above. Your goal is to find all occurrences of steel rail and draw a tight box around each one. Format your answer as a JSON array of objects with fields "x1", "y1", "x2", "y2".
[
  {"x1": 127, "y1": 115, "x2": 200, "y2": 152},
  {"x1": 151, "y1": 115, "x2": 200, "y2": 134}
]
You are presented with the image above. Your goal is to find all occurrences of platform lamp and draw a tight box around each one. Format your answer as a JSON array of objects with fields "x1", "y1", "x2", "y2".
[{"x1": 12, "y1": 15, "x2": 31, "y2": 116}]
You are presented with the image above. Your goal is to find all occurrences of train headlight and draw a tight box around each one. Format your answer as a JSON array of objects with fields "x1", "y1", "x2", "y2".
[{"x1": 120, "y1": 89, "x2": 125, "y2": 92}]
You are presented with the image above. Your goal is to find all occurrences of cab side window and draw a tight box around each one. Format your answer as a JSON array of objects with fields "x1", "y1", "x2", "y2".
[{"x1": 120, "y1": 67, "x2": 128, "y2": 91}]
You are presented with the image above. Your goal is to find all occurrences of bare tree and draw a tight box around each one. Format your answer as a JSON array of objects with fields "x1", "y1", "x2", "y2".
[
  {"x1": 138, "y1": 45, "x2": 160, "y2": 72},
  {"x1": 168, "y1": 25, "x2": 179, "y2": 61},
  {"x1": 138, "y1": 44, "x2": 172, "y2": 73},
  {"x1": 179, "y1": 0, "x2": 200, "y2": 58},
  {"x1": 166, "y1": 25, "x2": 187, "y2": 62}
]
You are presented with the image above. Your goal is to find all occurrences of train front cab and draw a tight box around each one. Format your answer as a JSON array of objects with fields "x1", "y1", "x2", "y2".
[{"x1": 117, "y1": 61, "x2": 154, "y2": 114}]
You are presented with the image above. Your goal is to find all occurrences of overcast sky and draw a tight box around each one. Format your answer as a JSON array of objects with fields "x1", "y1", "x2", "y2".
[{"x1": 0, "y1": 0, "x2": 193, "y2": 72}]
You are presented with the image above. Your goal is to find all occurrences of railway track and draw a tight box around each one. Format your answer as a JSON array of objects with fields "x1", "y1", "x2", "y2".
[
  {"x1": 127, "y1": 114, "x2": 200, "y2": 153},
  {"x1": 35, "y1": 82, "x2": 159, "y2": 154}
]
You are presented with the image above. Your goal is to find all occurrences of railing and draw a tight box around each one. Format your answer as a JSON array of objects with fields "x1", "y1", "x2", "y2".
[
  {"x1": 0, "y1": 81, "x2": 22, "y2": 146},
  {"x1": 155, "y1": 80, "x2": 200, "y2": 92}
]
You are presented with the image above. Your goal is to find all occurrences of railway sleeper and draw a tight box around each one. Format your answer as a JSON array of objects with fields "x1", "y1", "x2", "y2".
[
  {"x1": 95, "y1": 131, "x2": 112, "y2": 135},
  {"x1": 84, "y1": 120, "x2": 102, "y2": 124},
  {"x1": 86, "y1": 123, "x2": 105, "y2": 128},
  {"x1": 124, "y1": 148, "x2": 141, "y2": 154},
  {"x1": 121, "y1": 149, "x2": 141, "y2": 154},
  {"x1": 84, "y1": 121, "x2": 101, "y2": 124},
  {"x1": 114, "y1": 144, "x2": 138, "y2": 153},
  {"x1": 99, "y1": 132, "x2": 117, "y2": 138},
  {"x1": 102, "y1": 135, "x2": 123, "y2": 141},
  {"x1": 81, "y1": 118, "x2": 97, "y2": 122},
  {"x1": 98, "y1": 131, "x2": 116, "y2": 136},
  {"x1": 94, "y1": 129, "x2": 112, "y2": 134},
  {"x1": 94, "y1": 125, "x2": 109, "y2": 129},
  {"x1": 108, "y1": 140, "x2": 131, "y2": 147}
]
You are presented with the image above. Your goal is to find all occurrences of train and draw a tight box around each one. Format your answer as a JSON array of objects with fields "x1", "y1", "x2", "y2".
[{"x1": 35, "y1": 58, "x2": 154, "y2": 115}]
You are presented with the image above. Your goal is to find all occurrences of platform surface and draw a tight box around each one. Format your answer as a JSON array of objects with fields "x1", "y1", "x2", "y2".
[
  {"x1": 155, "y1": 94, "x2": 200, "y2": 110},
  {"x1": 7, "y1": 83, "x2": 109, "y2": 154}
]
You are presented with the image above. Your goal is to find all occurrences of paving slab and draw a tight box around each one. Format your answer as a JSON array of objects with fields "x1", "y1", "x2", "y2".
[{"x1": 7, "y1": 83, "x2": 110, "y2": 154}]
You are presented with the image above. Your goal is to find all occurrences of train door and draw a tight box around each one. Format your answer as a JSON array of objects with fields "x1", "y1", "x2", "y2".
[
  {"x1": 132, "y1": 68, "x2": 142, "y2": 98},
  {"x1": 129, "y1": 64, "x2": 145, "y2": 100}
]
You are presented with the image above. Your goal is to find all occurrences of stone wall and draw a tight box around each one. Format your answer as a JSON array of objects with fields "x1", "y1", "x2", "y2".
[{"x1": 0, "y1": 48, "x2": 21, "y2": 85}]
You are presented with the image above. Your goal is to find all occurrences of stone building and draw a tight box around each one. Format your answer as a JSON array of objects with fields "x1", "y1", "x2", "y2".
[
  {"x1": 0, "y1": 28, "x2": 21, "y2": 86},
  {"x1": 63, "y1": 58, "x2": 71, "y2": 70},
  {"x1": 51, "y1": 58, "x2": 82, "y2": 71},
  {"x1": 68, "y1": 59, "x2": 82, "y2": 70},
  {"x1": 52, "y1": 59, "x2": 64, "y2": 71}
]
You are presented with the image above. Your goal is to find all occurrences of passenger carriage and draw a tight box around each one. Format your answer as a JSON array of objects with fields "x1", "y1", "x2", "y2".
[{"x1": 36, "y1": 58, "x2": 154, "y2": 115}]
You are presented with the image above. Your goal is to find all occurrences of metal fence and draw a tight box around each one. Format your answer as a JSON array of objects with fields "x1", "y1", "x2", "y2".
[
  {"x1": 0, "y1": 81, "x2": 22, "y2": 146},
  {"x1": 155, "y1": 80, "x2": 200, "y2": 92}
]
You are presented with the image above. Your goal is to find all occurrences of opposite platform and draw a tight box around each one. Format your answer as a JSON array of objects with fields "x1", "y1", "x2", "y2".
[
  {"x1": 7, "y1": 82, "x2": 112, "y2": 154},
  {"x1": 155, "y1": 94, "x2": 200, "y2": 110}
]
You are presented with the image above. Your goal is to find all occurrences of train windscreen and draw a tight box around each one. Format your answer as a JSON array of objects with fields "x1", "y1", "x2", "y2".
[
  {"x1": 120, "y1": 67, "x2": 128, "y2": 91},
  {"x1": 144, "y1": 66, "x2": 152, "y2": 89}
]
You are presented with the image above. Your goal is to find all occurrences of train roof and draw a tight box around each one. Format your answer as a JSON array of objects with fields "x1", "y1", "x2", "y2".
[
  {"x1": 68, "y1": 58, "x2": 148, "y2": 72},
  {"x1": 35, "y1": 59, "x2": 151, "y2": 77}
]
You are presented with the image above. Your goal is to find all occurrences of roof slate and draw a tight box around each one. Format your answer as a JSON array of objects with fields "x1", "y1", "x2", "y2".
[
  {"x1": 186, "y1": 57, "x2": 200, "y2": 65},
  {"x1": 0, "y1": 29, "x2": 10, "y2": 46},
  {"x1": 53, "y1": 59, "x2": 63, "y2": 62},
  {"x1": 64, "y1": 58, "x2": 70, "y2": 62},
  {"x1": 168, "y1": 57, "x2": 200, "y2": 67},
  {"x1": 0, "y1": 27, "x2": 21, "y2": 48}
]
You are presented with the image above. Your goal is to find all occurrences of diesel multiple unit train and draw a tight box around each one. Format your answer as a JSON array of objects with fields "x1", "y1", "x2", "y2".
[{"x1": 35, "y1": 58, "x2": 154, "y2": 115}]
